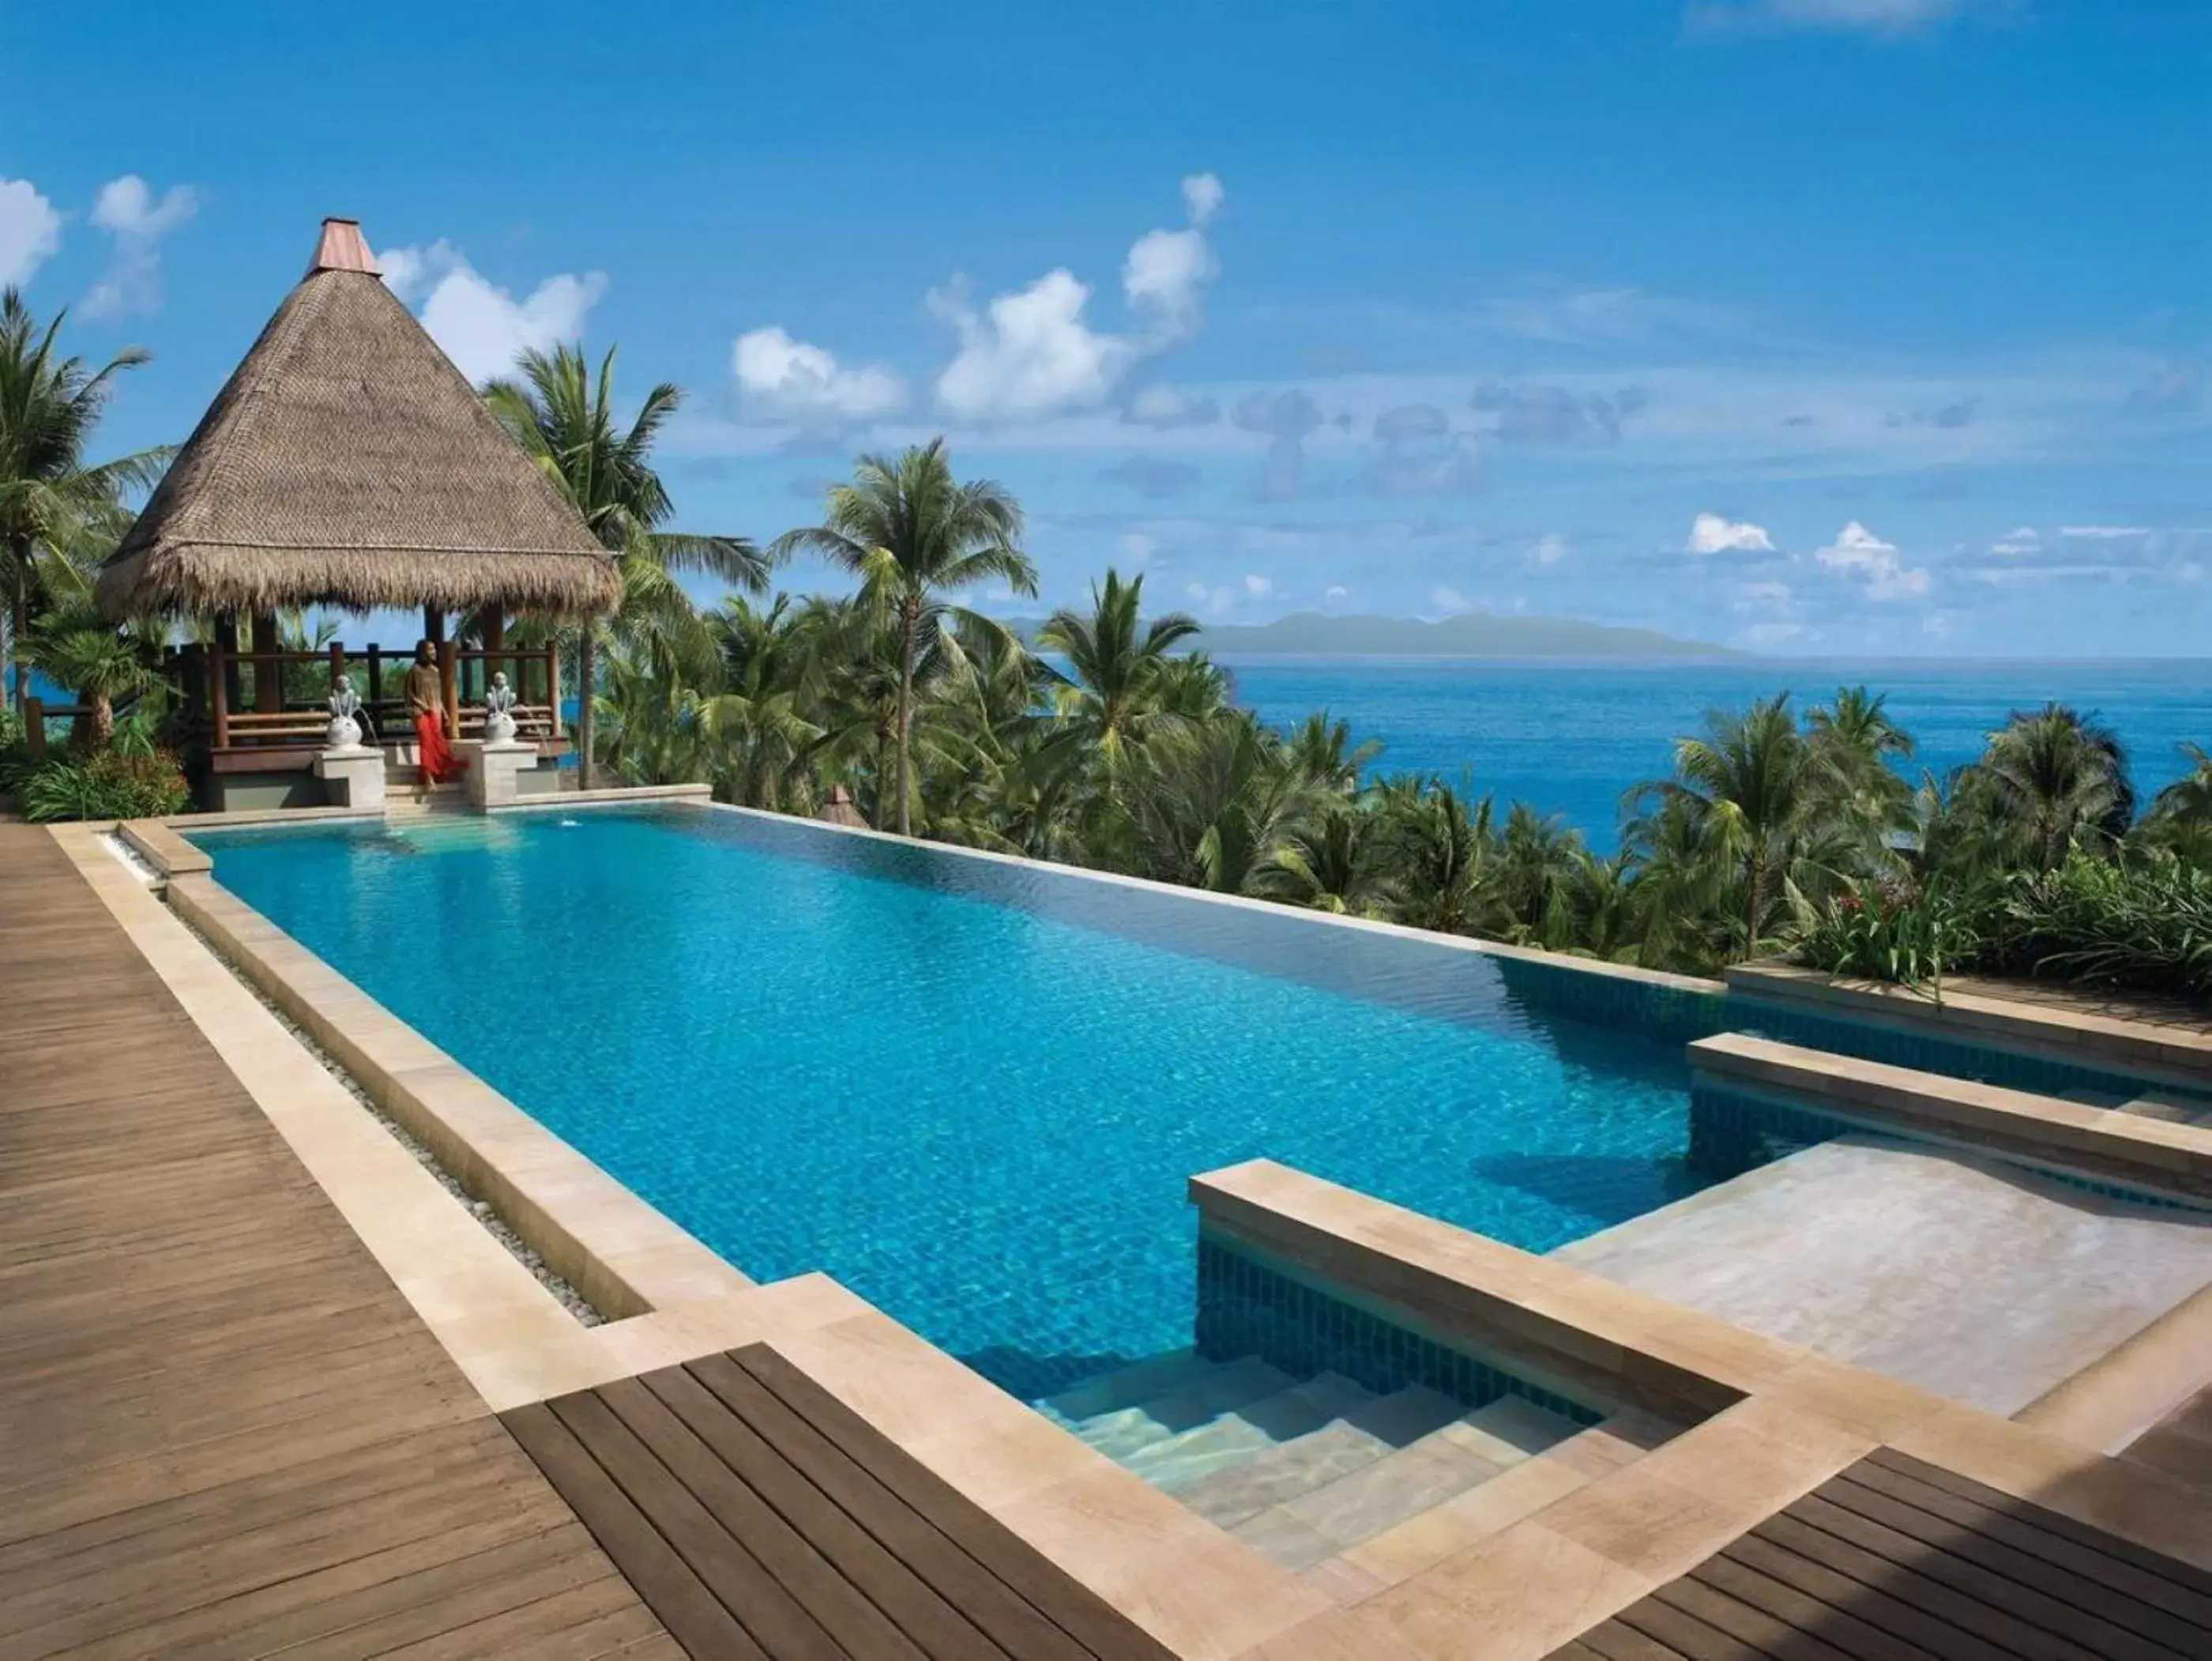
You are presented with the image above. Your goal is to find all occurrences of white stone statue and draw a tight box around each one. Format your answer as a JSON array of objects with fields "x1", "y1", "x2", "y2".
[
  {"x1": 483, "y1": 671, "x2": 519, "y2": 744},
  {"x1": 325, "y1": 674, "x2": 371, "y2": 750}
]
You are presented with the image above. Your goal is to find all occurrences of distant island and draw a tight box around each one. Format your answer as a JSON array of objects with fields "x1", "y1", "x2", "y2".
[{"x1": 1009, "y1": 609, "x2": 1739, "y2": 659}]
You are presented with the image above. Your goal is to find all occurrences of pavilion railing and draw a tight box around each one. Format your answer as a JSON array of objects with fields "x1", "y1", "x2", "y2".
[{"x1": 198, "y1": 640, "x2": 562, "y2": 751}]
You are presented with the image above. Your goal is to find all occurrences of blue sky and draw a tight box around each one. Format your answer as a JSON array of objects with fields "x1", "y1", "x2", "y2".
[{"x1": 6, "y1": 0, "x2": 2208, "y2": 655}]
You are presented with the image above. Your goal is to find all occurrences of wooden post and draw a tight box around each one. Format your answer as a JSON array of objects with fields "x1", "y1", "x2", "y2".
[
  {"x1": 544, "y1": 641, "x2": 559, "y2": 747},
  {"x1": 23, "y1": 695, "x2": 45, "y2": 761},
  {"x1": 209, "y1": 641, "x2": 230, "y2": 751},
  {"x1": 328, "y1": 640, "x2": 344, "y2": 693},
  {"x1": 481, "y1": 608, "x2": 504, "y2": 712},
  {"x1": 366, "y1": 644, "x2": 382, "y2": 722},
  {"x1": 252, "y1": 612, "x2": 281, "y2": 712},
  {"x1": 216, "y1": 616, "x2": 241, "y2": 718}
]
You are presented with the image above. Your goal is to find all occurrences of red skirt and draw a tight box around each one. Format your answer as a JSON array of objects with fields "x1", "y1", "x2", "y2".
[{"x1": 414, "y1": 710, "x2": 469, "y2": 785}]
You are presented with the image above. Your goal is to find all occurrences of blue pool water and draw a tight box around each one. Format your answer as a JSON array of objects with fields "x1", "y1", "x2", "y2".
[{"x1": 192, "y1": 806, "x2": 1709, "y2": 1398}]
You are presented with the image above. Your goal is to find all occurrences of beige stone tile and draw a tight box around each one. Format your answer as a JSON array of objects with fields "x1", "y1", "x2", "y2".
[
  {"x1": 1298, "y1": 1555, "x2": 1389, "y2": 1608},
  {"x1": 1341, "y1": 1452, "x2": 1593, "y2": 1588},
  {"x1": 994, "y1": 1462, "x2": 1216, "y2": 1585},
  {"x1": 1223, "y1": 1606, "x2": 1402, "y2": 1661},
  {"x1": 768, "y1": 1313, "x2": 1010, "y2": 1447},
  {"x1": 1760, "y1": 1354, "x2": 1947, "y2": 1442},
  {"x1": 1366, "y1": 1520, "x2": 1650, "y2": 1661},
  {"x1": 902, "y1": 1404, "x2": 1105, "y2": 1512},
  {"x1": 1089, "y1": 1531, "x2": 1333, "y2": 1661}
]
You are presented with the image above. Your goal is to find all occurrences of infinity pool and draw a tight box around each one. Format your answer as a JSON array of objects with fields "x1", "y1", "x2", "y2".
[{"x1": 192, "y1": 806, "x2": 1710, "y2": 1397}]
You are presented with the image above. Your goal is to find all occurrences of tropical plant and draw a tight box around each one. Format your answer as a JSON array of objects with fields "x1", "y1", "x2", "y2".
[
  {"x1": 1037, "y1": 568, "x2": 1198, "y2": 770},
  {"x1": 484, "y1": 343, "x2": 770, "y2": 787},
  {"x1": 1263, "y1": 804, "x2": 1396, "y2": 917},
  {"x1": 17, "y1": 747, "x2": 190, "y2": 821},
  {"x1": 1954, "y1": 703, "x2": 2134, "y2": 872},
  {"x1": 0, "y1": 291, "x2": 167, "y2": 718},
  {"x1": 773, "y1": 441, "x2": 1036, "y2": 835},
  {"x1": 24, "y1": 603, "x2": 160, "y2": 750}
]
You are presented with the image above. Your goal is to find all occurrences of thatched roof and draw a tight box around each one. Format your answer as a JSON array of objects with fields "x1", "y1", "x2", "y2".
[{"x1": 96, "y1": 219, "x2": 620, "y2": 620}]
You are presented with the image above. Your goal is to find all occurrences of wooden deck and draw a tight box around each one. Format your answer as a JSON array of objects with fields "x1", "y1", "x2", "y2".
[
  {"x1": 0, "y1": 823, "x2": 677, "y2": 1658},
  {"x1": 1549, "y1": 1447, "x2": 2212, "y2": 1659},
  {"x1": 506, "y1": 1345, "x2": 1176, "y2": 1661}
]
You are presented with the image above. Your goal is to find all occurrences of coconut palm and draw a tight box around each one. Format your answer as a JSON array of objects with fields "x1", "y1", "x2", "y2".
[
  {"x1": 1380, "y1": 778, "x2": 1495, "y2": 935},
  {"x1": 0, "y1": 292, "x2": 167, "y2": 718},
  {"x1": 773, "y1": 440, "x2": 1036, "y2": 835},
  {"x1": 1122, "y1": 713, "x2": 1311, "y2": 893},
  {"x1": 1285, "y1": 711, "x2": 1383, "y2": 793},
  {"x1": 700, "y1": 595, "x2": 826, "y2": 810},
  {"x1": 484, "y1": 343, "x2": 769, "y2": 788},
  {"x1": 1264, "y1": 803, "x2": 1396, "y2": 917},
  {"x1": 1965, "y1": 703, "x2": 2134, "y2": 871},
  {"x1": 1037, "y1": 568, "x2": 1198, "y2": 768},
  {"x1": 1626, "y1": 694, "x2": 1825, "y2": 959}
]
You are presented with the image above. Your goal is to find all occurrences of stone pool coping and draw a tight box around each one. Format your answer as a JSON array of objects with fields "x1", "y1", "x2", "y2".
[
  {"x1": 1729, "y1": 959, "x2": 2212, "y2": 1091},
  {"x1": 694, "y1": 799, "x2": 1731, "y2": 999},
  {"x1": 1692, "y1": 1030, "x2": 2212, "y2": 1204},
  {"x1": 1194, "y1": 1158, "x2": 2212, "y2": 1655}
]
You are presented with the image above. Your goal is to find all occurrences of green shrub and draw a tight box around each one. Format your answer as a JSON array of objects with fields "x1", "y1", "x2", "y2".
[
  {"x1": 1796, "y1": 876, "x2": 1985, "y2": 995},
  {"x1": 17, "y1": 748, "x2": 193, "y2": 823},
  {"x1": 1993, "y1": 851, "x2": 2212, "y2": 1001}
]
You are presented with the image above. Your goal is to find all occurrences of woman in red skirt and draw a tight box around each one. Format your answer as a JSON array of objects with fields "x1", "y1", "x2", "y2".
[{"x1": 403, "y1": 639, "x2": 470, "y2": 786}]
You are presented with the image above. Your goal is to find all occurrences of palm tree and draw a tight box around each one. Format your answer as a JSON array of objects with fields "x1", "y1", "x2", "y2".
[
  {"x1": 1037, "y1": 568, "x2": 1198, "y2": 768},
  {"x1": 25, "y1": 602, "x2": 158, "y2": 750},
  {"x1": 1380, "y1": 778, "x2": 1495, "y2": 935},
  {"x1": 0, "y1": 292, "x2": 166, "y2": 718},
  {"x1": 484, "y1": 344, "x2": 769, "y2": 789},
  {"x1": 1968, "y1": 704, "x2": 2134, "y2": 870},
  {"x1": 1627, "y1": 693, "x2": 1811, "y2": 959},
  {"x1": 773, "y1": 440, "x2": 1036, "y2": 835},
  {"x1": 1123, "y1": 713, "x2": 1311, "y2": 893},
  {"x1": 702, "y1": 595, "x2": 826, "y2": 809},
  {"x1": 1285, "y1": 711, "x2": 1383, "y2": 793},
  {"x1": 1264, "y1": 804, "x2": 1395, "y2": 917}
]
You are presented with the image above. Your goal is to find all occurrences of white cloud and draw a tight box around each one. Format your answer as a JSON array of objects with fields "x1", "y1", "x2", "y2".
[
  {"x1": 1243, "y1": 573, "x2": 1272, "y2": 597},
  {"x1": 1530, "y1": 532, "x2": 1568, "y2": 566},
  {"x1": 1990, "y1": 525, "x2": 2041, "y2": 556},
  {"x1": 1182, "y1": 173, "x2": 1224, "y2": 227},
  {"x1": 378, "y1": 241, "x2": 606, "y2": 385},
  {"x1": 81, "y1": 175, "x2": 197, "y2": 318},
  {"x1": 1431, "y1": 585, "x2": 1470, "y2": 614},
  {"x1": 1686, "y1": 512, "x2": 1775, "y2": 556},
  {"x1": 1123, "y1": 384, "x2": 1219, "y2": 427},
  {"x1": 1324, "y1": 585, "x2": 1349, "y2": 604},
  {"x1": 0, "y1": 179, "x2": 62, "y2": 286},
  {"x1": 1184, "y1": 579, "x2": 1236, "y2": 616},
  {"x1": 933, "y1": 175, "x2": 1224, "y2": 423},
  {"x1": 1119, "y1": 531, "x2": 1156, "y2": 566},
  {"x1": 1815, "y1": 520, "x2": 1931, "y2": 600},
  {"x1": 2060, "y1": 525, "x2": 2153, "y2": 540},
  {"x1": 1693, "y1": 0, "x2": 1977, "y2": 36},
  {"x1": 732, "y1": 326, "x2": 905, "y2": 424}
]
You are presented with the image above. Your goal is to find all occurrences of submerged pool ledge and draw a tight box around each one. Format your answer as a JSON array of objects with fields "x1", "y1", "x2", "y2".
[
  {"x1": 167, "y1": 869, "x2": 758, "y2": 1324},
  {"x1": 1691, "y1": 1031, "x2": 2212, "y2": 1207}
]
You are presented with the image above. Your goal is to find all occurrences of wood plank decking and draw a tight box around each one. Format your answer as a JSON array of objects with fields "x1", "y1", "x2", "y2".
[
  {"x1": 0, "y1": 823, "x2": 677, "y2": 1658},
  {"x1": 1549, "y1": 1447, "x2": 2212, "y2": 1660},
  {"x1": 505, "y1": 1345, "x2": 1177, "y2": 1661}
]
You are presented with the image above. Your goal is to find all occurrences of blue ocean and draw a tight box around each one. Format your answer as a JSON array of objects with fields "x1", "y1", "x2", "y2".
[{"x1": 1221, "y1": 657, "x2": 2209, "y2": 853}]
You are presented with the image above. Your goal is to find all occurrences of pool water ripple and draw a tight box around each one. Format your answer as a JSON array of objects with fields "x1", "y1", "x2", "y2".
[{"x1": 194, "y1": 808, "x2": 1710, "y2": 1398}]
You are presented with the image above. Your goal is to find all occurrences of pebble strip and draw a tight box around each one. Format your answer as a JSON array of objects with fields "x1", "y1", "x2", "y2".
[{"x1": 168, "y1": 895, "x2": 607, "y2": 1326}]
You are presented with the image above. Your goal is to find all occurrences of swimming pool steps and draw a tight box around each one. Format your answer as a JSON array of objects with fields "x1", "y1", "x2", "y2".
[{"x1": 1040, "y1": 1350, "x2": 1640, "y2": 1582}]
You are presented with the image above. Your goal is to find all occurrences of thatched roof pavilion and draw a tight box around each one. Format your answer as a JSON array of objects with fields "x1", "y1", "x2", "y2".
[{"x1": 96, "y1": 218, "x2": 619, "y2": 621}]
